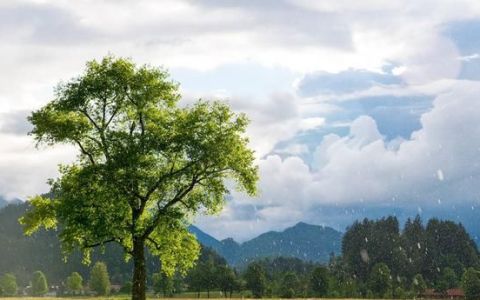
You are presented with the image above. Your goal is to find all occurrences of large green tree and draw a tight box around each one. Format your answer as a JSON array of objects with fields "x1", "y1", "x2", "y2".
[{"x1": 19, "y1": 56, "x2": 258, "y2": 300}]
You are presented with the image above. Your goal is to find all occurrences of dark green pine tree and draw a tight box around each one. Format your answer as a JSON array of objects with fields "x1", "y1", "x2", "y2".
[{"x1": 402, "y1": 215, "x2": 426, "y2": 280}]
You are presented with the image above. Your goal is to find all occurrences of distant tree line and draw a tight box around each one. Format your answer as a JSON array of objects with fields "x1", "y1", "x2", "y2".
[
  {"x1": 0, "y1": 262, "x2": 111, "y2": 297},
  {"x1": 3, "y1": 206, "x2": 480, "y2": 299},
  {"x1": 161, "y1": 215, "x2": 480, "y2": 299}
]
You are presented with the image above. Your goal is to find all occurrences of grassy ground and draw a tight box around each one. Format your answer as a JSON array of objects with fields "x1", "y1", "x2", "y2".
[
  {"x1": 0, "y1": 297, "x2": 420, "y2": 300},
  {"x1": 0, "y1": 298, "x2": 377, "y2": 300}
]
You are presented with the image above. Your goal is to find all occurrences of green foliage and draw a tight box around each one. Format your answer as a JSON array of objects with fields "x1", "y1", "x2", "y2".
[
  {"x1": 342, "y1": 216, "x2": 403, "y2": 282},
  {"x1": 20, "y1": 54, "x2": 258, "y2": 263},
  {"x1": 0, "y1": 273, "x2": 17, "y2": 296},
  {"x1": 436, "y1": 267, "x2": 458, "y2": 293},
  {"x1": 119, "y1": 281, "x2": 133, "y2": 294},
  {"x1": 328, "y1": 256, "x2": 360, "y2": 298},
  {"x1": 217, "y1": 265, "x2": 239, "y2": 297},
  {"x1": 245, "y1": 262, "x2": 267, "y2": 298},
  {"x1": 89, "y1": 261, "x2": 111, "y2": 295},
  {"x1": 412, "y1": 273, "x2": 427, "y2": 296},
  {"x1": 309, "y1": 266, "x2": 329, "y2": 297},
  {"x1": 32, "y1": 270, "x2": 48, "y2": 296},
  {"x1": 424, "y1": 219, "x2": 479, "y2": 282},
  {"x1": 368, "y1": 263, "x2": 392, "y2": 297},
  {"x1": 342, "y1": 215, "x2": 479, "y2": 287},
  {"x1": 279, "y1": 272, "x2": 299, "y2": 298},
  {"x1": 403, "y1": 216, "x2": 426, "y2": 279},
  {"x1": 152, "y1": 272, "x2": 173, "y2": 296},
  {"x1": 185, "y1": 247, "x2": 229, "y2": 297},
  {"x1": 66, "y1": 272, "x2": 83, "y2": 294},
  {"x1": 394, "y1": 286, "x2": 406, "y2": 299},
  {"x1": 20, "y1": 56, "x2": 258, "y2": 300},
  {"x1": 462, "y1": 268, "x2": 480, "y2": 300}
]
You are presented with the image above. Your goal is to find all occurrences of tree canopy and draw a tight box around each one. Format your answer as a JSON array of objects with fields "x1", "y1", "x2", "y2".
[
  {"x1": 19, "y1": 56, "x2": 258, "y2": 300},
  {"x1": 0, "y1": 273, "x2": 17, "y2": 296},
  {"x1": 89, "y1": 262, "x2": 111, "y2": 296},
  {"x1": 66, "y1": 272, "x2": 83, "y2": 294},
  {"x1": 32, "y1": 271, "x2": 48, "y2": 296}
]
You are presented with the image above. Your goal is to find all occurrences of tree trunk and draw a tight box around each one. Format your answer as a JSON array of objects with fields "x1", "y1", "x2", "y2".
[{"x1": 132, "y1": 238, "x2": 146, "y2": 300}]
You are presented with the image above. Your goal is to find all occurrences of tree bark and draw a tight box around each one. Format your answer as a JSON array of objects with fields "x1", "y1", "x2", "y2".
[{"x1": 132, "y1": 238, "x2": 146, "y2": 300}]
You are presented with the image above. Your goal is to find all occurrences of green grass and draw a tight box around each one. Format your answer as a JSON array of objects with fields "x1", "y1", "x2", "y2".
[{"x1": 0, "y1": 294, "x2": 430, "y2": 300}]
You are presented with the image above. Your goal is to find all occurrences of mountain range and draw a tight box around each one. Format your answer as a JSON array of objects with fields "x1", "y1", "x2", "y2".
[
  {"x1": 0, "y1": 201, "x2": 342, "y2": 277},
  {"x1": 190, "y1": 221, "x2": 342, "y2": 265}
]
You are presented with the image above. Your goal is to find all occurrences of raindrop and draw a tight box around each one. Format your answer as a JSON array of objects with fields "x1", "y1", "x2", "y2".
[
  {"x1": 437, "y1": 169, "x2": 444, "y2": 181},
  {"x1": 360, "y1": 249, "x2": 370, "y2": 263}
]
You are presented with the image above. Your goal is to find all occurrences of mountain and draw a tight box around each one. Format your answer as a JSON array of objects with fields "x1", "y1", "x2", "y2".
[
  {"x1": 0, "y1": 197, "x2": 6, "y2": 208},
  {"x1": 189, "y1": 225, "x2": 223, "y2": 250},
  {"x1": 0, "y1": 196, "x2": 21, "y2": 209},
  {"x1": 191, "y1": 222, "x2": 342, "y2": 265},
  {"x1": 0, "y1": 201, "x2": 341, "y2": 282}
]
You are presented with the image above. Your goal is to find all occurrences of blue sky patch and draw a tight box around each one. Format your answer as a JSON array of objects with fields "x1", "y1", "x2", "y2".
[{"x1": 297, "y1": 69, "x2": 403, "y2": 97}]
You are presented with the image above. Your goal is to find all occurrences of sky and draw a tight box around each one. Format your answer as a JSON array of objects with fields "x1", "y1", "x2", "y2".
[{"x1": 1, "y1": 0, "x2": 480, "y2": 242}]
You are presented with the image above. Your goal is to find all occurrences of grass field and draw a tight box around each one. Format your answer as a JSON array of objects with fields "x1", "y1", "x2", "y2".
[
  {"x1": 0, "y1": 297, "x2": 430, "y2": 300},
  {"x1": 0, "y1": 298, "x2": 405, "y2": 300}
]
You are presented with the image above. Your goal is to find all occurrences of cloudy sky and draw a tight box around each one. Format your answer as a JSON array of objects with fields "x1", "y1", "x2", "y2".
[{"x1": 2, "y1": 0, "x2": 480, "y2": 241}]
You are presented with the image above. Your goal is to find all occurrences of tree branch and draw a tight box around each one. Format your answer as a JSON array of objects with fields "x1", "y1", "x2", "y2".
[
  {"x1": 146, "y1": 237, "x2": 162, "y2": 251},
  {"x1": 143, "y1": 160, "x2": 199, "y2": 202},
  {"x1": 142, "y1": 175, "x2": 199, "y2": 238},
  {"x1": 74, "y1": 139, "x2": 96, "y2": 165},
  {"x1": 83, "y1": 238, "x2": 116, "y2": 249},
  {"x1": 105, "y1": 105, "x2": 120, "y2": 128},
  {"x1": 80, "y1": 108, "x2": 111, "y2": 161},
  {"x1": 80, "y1": 109, "x2": 101, "y2": 132}
]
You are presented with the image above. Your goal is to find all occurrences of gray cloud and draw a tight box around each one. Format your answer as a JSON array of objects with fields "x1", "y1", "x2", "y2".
[
  {"x1": 0, "y1": 110, "x2": 31, "y2": 135},
  {"x1": 0, "y1": 2, "x2": 97, "y2": 45},
  {"x1": 186, "y1": 0, "x2": 353, "y2": 50}
]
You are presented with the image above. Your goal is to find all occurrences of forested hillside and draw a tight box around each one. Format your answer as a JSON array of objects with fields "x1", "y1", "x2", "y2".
[{"x1": 0, "y1": 203, "x2": 158, "y2": 285}]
